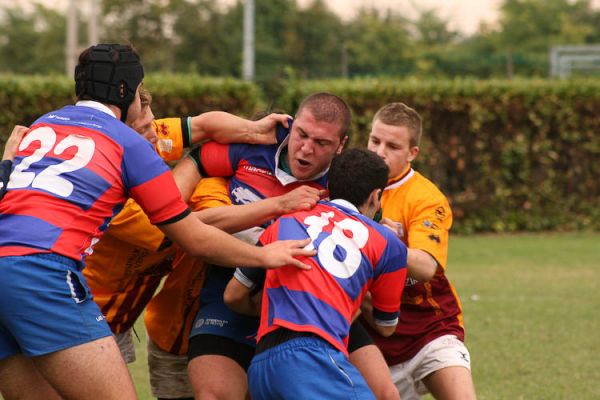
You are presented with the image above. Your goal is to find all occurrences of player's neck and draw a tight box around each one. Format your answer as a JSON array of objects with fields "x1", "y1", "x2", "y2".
[{"x1": 279, "y1": 147, "x2": 292, "y2": 175}]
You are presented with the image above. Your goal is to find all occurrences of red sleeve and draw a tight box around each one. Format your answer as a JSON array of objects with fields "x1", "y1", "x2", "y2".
[
  {"x1": 129, "y1": 170, "x2": 190, "y2": 225},
  {"x1": 370, "y1": 267, "x2": 407, "y2": 315},
  {"x1": 199, "y1": 142, "x2": 235, "y2": 177}
]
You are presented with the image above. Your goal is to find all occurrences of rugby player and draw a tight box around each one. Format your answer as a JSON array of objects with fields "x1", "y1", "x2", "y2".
[{"x1": 0, "y1": 43, "x2": 313, "y2": 399}]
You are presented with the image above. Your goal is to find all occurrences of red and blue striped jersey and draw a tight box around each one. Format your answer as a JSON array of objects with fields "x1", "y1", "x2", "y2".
[
  {"x1": 0, "y1": 103, "x2": 189, "y2": 263},
  {"x1": 197, "y1": 121, "x2": 329, "y2": 306},
  {"x1": 239, "y1": 199, "x2": 408, "y2": 356},
  {"x1": 198, "y1": 120, "x2": 327, "y2": 206}
]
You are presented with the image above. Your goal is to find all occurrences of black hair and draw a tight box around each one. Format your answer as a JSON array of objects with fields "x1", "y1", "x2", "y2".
[{"x1": 328, "y1": 148, "x2": 389, "y2": 208}]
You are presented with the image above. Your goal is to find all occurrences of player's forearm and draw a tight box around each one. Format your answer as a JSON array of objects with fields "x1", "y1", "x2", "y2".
[
  {"x1": 226, "y1": 295, "x2": 259, "y2": 316},
  {"x1": 407, "y1": 248, "x2": 438, "y2": 282},
  {"x1": 190, "y1": 111, "x2": 256, "y2": 144},
  {"x1": 194, "y1": 196, "x2": 281, "y2": 233},
  {"x1": 172, "y1": 157, "x2": 202, "y2": 201},
  {"x1": 362, "y1": 303, "x2": 397, "y2": 337},
  {"x1": 361, "y1": 307, "x2": 396, "y2": 337},
  {"x1": 373, "y1": 323, "x2": 397, "y2": 337},
  {"x1": 223, "y1": 281, "x2": 261, "y2": 317},
  {"x1": 164, "y1": 219, "x2": 266, "y2": 267},
  {"x1": 160, "y1": 214, "x2": 313, "y2": 270}
]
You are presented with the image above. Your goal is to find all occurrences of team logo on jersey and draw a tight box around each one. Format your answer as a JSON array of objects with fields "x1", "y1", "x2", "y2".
[
  {"x1": 195, "y1": 318, "x2": 228, "y2": 329},
  {"x1": 157, "y1": 138, "x2": 174, "y2": 154},
  {"x1": 424, "y1": 220, "x2": 440, "y2": 230},
  {"x1": 231, "y1": 186, "x2": 262, "y2": 205},
  {"x1": 435, "y1": 206, "x2": 446, "y2": 221},
  {"x1": 405, "y1": 277, "x2": 419, "y2": 286},
  {"x1": 428, "y1": 234, "x2": 441, "y2": 244},
  {"x1": 47, "y1": 114, "x2": 70, "y2": 121},
  {"x1": 242, "y1": 165, "x2": 273, "y2": 176},
  {"x1": 156, "y1": 122, "x2": 170, "y2": 137}
]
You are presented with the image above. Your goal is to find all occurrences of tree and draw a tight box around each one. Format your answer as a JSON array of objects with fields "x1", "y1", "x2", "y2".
[
  {"x1": 0, "y1": 4, "x2": 65, "y2": 74},
  {"x1": 410, "y1": 9, "x2": 462, "y2": 77},
  {"x1": 345, "y1": 8, "x2": 415, "y2": 77},
  {"x1": 497, "y1": 0, "x2": 597, "y2": 75},
  {"x1": 285, "y1": 0, "x2": 345, "y2": 78},
  {"x1": 169, "y1": 0, "x2": 241, "y2": 76},
  {"x1": 101, "y1": 0, "x2": 174, "y2": 71}
]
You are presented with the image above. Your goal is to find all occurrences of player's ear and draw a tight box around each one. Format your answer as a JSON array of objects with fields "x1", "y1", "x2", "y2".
[
  {"x1": 371, "y1": 188, "x2": 382, "y2": 208},
  {"x1": 336, "y1": 136, "x2": 348, "y2": 154},
  {"x1": 407, "y1": 146, "x2": 419, "y2": 162},
  {"x1": 362, "y1": 188, "x2": 382, "y2": 219}
]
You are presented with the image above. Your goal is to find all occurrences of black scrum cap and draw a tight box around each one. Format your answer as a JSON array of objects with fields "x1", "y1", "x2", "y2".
[{"x1": 75, "y1": 44, "x2": 144, "y2": 122}]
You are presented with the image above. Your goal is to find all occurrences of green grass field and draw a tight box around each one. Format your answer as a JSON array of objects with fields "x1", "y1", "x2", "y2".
[{"x1": 129, "y1": 232, "x2": 600, "y2": 399}]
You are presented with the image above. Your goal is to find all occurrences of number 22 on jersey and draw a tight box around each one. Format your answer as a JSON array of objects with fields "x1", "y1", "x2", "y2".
[{"x1": 8, "y1": 126, "x2": 95, "y2": 197}]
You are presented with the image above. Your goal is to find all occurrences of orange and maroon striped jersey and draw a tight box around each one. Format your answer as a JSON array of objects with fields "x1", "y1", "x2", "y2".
[
  {"x1": 83, "y1": 198, "x2": 176, "y2": 333},
  {"x1": 144, "y1": 177, "x2": 231, "y2": 355},
  {"x1": 83, "y1": 117, "x2": 187, "y2": 333},
  {"x1": 367, "y1": 167, "x2": 465, "y2": 365}
]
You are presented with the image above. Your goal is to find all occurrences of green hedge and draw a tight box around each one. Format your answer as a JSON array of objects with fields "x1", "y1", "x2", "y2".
[
  {"x1": 0, "y1": 73, "x2": 262, "y2": 139},
  {"x1": 1, "y1": 75, "x2": 598, "y2": 233},
  {"x1": 276, "y1": 78, "x2": 600, "y2": 233}
]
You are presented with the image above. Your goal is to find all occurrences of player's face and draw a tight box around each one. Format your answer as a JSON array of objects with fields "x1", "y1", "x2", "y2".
[
  {"x1": 131, "y1": 105, "x2": 157, "y2": 144},
  {"x1": 125, "y1": 84, "x2": 143, "y2": 126},
  {"x1": 287, "y1": 110, "x2": 347, "y2": 181},
  {"x1": 367, "y1": 120, "x2": 419, "y2": 179}
]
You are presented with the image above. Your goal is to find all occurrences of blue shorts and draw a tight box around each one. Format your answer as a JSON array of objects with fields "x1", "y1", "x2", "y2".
[
  {"x1": 0, "y1": 254, "x2": 111, "y2": 359},
  {"x1": 189, "y1": 300, "x2": 259, "y2": 348},
  {"x1": 248, "y1": 337, "x2": 376, "y2": 400},
  {"x1": 189, "y1": 266, "x2": 259, "y2": 348}
]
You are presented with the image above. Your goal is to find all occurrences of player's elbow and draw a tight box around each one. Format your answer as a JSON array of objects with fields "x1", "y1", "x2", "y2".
[
  {"x1": 375, "y1": 324, "x2": 397, "y2": 337},
  {"x1": 407, "y1": 249, "x2": 438, "y2": 282},
  {"x1": 223, "y1": 288, "x2": 239, "y2": 310},
  {"x1": 409, "y1": 265, "x2": 437, "y2": 282},
  {"x1": 223, "y1": 286, "x2": 246, "y2": 314}
]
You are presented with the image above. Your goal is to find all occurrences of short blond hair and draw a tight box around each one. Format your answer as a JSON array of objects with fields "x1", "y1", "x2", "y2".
[
  {"x1": 139, "y1": 86, "x2": 152, "y2": 108},
  {"x1": 373, "y1": 103, "x2": 422, "y2": 147}
]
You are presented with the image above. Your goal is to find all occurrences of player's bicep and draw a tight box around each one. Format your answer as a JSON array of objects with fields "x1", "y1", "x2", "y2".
[{"x1": 197, "y1": 142, "x2": 240, "y2": 177}]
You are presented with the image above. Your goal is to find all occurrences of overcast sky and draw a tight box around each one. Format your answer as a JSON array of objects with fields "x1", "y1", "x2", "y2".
[
  {"x1": 4, "y1": 0, "x2": 600, "y2": 35},
  {"x1": 227, "y1": 0, "x2": 504, "y2": 33}
]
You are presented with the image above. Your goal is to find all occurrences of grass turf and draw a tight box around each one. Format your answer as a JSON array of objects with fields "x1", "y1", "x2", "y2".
[{"x1": 128, "y1": 232, "x2": 600, "y2": 399}]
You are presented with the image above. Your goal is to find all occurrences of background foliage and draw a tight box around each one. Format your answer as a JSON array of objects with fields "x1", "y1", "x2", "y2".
[
  {"x1": 1, "y1": 75, "x2": 597, "y2": 233},
  {"x1": 1, "y1": 0, "x2": 600, "y2": 82},
  {"x1": 278, "y1": 78, "x2": 600, "y2": 233}
]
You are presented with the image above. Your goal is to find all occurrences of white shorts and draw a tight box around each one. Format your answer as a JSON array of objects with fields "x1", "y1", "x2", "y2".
[
  {"x1": 389, "y1": 335, "x2": 472, "y2": 400},
  {"x1": 147, "y1": 339, "x2": 194, "y2": 399},
  {"x1": 114, "y1": 329, "x2": 136, "y2": 364}
]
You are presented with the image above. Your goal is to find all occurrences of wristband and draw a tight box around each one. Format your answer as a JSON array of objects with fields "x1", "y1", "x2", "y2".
[
  {"x1": 187, "y1": 146, "x2": 207, "y2": 177},
  {"x1": 182, "y1": 116, "x2": 192, "y2": 148}
]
